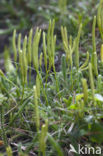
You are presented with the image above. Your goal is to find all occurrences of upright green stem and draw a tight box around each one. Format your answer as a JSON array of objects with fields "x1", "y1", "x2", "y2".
[
  {"x1": 53, "y1": 64, "x2": 60, "y2": 95},
  {"x1": 88, "y1": 63, "x2": 95, "y2": 104},
  {"x1": 92, "y1": 16, "x2": 98, "y2": 76},
  {"x1": 36, "y1": 71, "x2": 48, "y2": 106},
  {"x1": 0, "y1": 104, "x2": 8, "y2": 147},
  {"x1": 75, "y1": 24, "x2": 82, "y2": 70}
]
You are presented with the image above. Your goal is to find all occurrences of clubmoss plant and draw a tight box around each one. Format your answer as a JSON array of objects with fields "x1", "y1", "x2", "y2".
[
  {"x1": 92, "y1": 16, "x2": 98, "y2": 76},
  {"x1": 28, "y1": 29, "x2": 33, "y2": 82},
  {"x1": 58, "y1": 0, "x2": 67, "y2": 12},
  {"x1": 19, "y1": 50, "x2": 24, "y2": 82},
  {"x1": 0, "y1": 69, "x2": 18, "y2": 89},
  {"x1": 36, "y1": 75, "x2": 40, "y2": 98},
  {"x1": 12, "y1": 29, "x2": 17, "y2": 63},
  {"x1": 101, "y1": 44, "x2": 103, "y2": 62},
  {"x1": 40, "y1": 120, "x2": 48, "y2": 156},
  {"x1": 17, "y1": 33, "x2": 21, "y2": 53},
  {"x1": 17, "y1": 34, "x2": 28, "y2": 85},
  {"x1": 75, "y1": 24, "x2": 82, "y2": 70},
  {"x1": 92, "y1": 16, "x2": 96, "y2": 53},
  {"x1": 93, "y1": 52, "x2": 98, "y2": 76},
  {"x1": 1, "y1": 2, "x2": 103, "y2": 153},
  {"x1": 61, "y1": 26, "x2": 76, "y2": 90},
  {"x1": 43, "y1": 32, "x2": 47, "y2": 73},
  {"x1": 61, "y1": 24, "x2": 82, "y2": 70},
  {"x1": 22, "y1": 36, "x2": 28, "y2": 84},
  {"x1": 61, "y1": 26, "x2": 69, "y2": 62},
  {"x1": 97, "y1": 0, "x2": 103, "y2": 40},
  {"x1": 4, "y1": 47, "x2": 15, "y2": 74},
  {"x1": 77, "y1": 100, "x2": 84, "y2": 118},
  {"x1": 80, "y1": 52, "x2": 89, "y2": 71},
  {"x1": 28, "y1": 29, "x2": 33, "y2": 65},
  {"x1": 6, "y1": 146, "x2": 13, "y2": 156},
  {"x1": 81, "y1": 78, "x2": 88, "y2": 103},
  {"x1": 88, "y1": 63, "x2": 95, "y2": 103},
  {"x1": 61, "y1": 54, "x2": 67, "y2": 82},
  {"x1": 32, "y1": 28, "x2": 41, "y2": 72},
  {"x1": 17, "y1": 33, "x2": 23, "y2": 81},
  {"x1": 47, "y1": 133, "x2": 64, "y2": 156},
  {"x1": 46, "y1": 20, "x2": 59, "y2": 93},
  {"x1": 47, "y1": 19, "x2": 56, "y2": 70},
  {"x1": 97, "y1": 75, "x2": 102, "y2": 92},
  {"x1": 0, "y1": 69, "x2": 5, "y2": 77},
  {"x1": 39, "y1": 52, "x2": 43, "y2": 70}
]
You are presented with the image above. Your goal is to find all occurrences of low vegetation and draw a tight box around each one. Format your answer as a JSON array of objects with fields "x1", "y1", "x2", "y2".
[{"x1": 0, "y1": 0, "x2": 103, "y2": 155}]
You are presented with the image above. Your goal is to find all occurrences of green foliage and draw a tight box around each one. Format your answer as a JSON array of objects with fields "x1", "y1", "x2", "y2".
[
  {"x1": 58, "y1": 0, "x2": 67, "y2": 12},
  {"x1": 88, "y1": 63, "x2": 95, "y2": 103},
  {"x1": 61, "y1": 54, "x2": 67, "y2": 81},
  {"x1": 33, "y1": 28, "x2": 41, "y2": 71},
  {"x1": 47, "y1": 19, "x2": 56, "y2": 70},
  {"x1": 92, "y1": 16, "x2": 98, "y2": 76},
  {"x1": 34, "y1": 85, "x2": 40, "y2": 132},
  {"x1": 81, "y1": 78, "x2": 88, "y2": 103},
  {"x1": 0, "y1": 1, "x2": 103, "y2": 155},
  {"x1": 40, "y1": 120, "x2": 48, "y2": 156},
  {"x1": 97, "y1": 0, "x2": 103, "y2": 40},
  {"x1": 6, "y1": 146, "x2": 13, "y2": 156},
  {"x1": 101, "y1": 44, "x2": 103, "y2": 62},
  {"x1": 75, "y1": 24, "x2": 82, "y2": 69}
]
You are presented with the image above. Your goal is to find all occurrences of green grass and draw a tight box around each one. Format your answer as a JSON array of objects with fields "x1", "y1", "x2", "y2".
[{"x1": 0, "y1": 0, "x2": 103, "y2": 156}]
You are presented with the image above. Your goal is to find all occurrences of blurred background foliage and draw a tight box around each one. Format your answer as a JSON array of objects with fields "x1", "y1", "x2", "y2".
[{"x1": 0, "y1": 0, "x2": 99, "y2": 53}]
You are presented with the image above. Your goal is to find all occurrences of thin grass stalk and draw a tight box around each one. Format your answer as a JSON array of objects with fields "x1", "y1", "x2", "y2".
[
  {"x1": 69, "y1": 35, "x2": 72, "y2": 48},
  {"x1": 28, "y1": 29, "x2": 33, "y2": 83},
  {"x1": 52, "y1": 35, "x2": 56, "y2": 68},
  {"x1": 53, "y1": 64, "x2": 60, "y2": 95},
  {"x1": 92, "y1": 16, "x2": 98, "y2": 76},
  {"x1": 101, "y1": 44, "x2": 103, "y2": 62},
  {"x1": 97, "y1": 0, "x2": 103, "y2": 40},
  {"x1": 19, "y1": 50, "x2": 24, "y2": 83},
  {"x1": 17, "y1": 33, "x2": 23, "y2": 82},
  {"x1": 36, "y1": 71, "x2": 48, "y2": 106},
  {"x1": 43, "y1": 32, "x2": 47, "y2": 72},
  {"x1": 97, "y1": 75, "x2": 102, "y2": 92},
  {"x1": 61, "y1": 54, "x2": 67, "y2": 83},
  {"x1": 12, "y1": 30, "x2": 17, "y2": 64},
  {"x1": 17, "y1": 33, "x2": 21, "y2": 53},
  {"x1": 47, "y1": 20, "x2": 51, "y2": 67},
  {"x1": 88, "y1": 63, "x2": 95, "y2": 104},
  {"x1": 22, "y1": 36, "x2": 28, "y2": 84},
  {"x1": 34, "y1": 86, "x2": 40, "y2": 133},
  {"x1": 36, "y1": 75, "x2": 40, "y2": 98},
  {"x1": 39, "y1": 52, "x2": 43, "y2": 72},
  {"x1": 47, "y1": 133, "x2": 64, "y2": 156},
  {"x1": 0, "y1": 70, "x2": 19, "y2": 90},
  {"x1": 93, "y1": 52, "x2": 98, "y2": 76},
  {"x1": 92, "y1": 16, "x2": 96, "y2": 53},
  {"x1": 69, "y1": 46, "x2": 73, "y2": 90},
  {"x1": 75, "y1": 24, "x2": 82, "y2": 70},
  {"x1": 51, "y1": 34, "x2": 59, "y2": 93},
  {"x1": 78, "y1": 100, "x2": 84, "y2": 118},
  {"x1": 81, "y1": 78, "x2": 88, "y2": 103}
]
